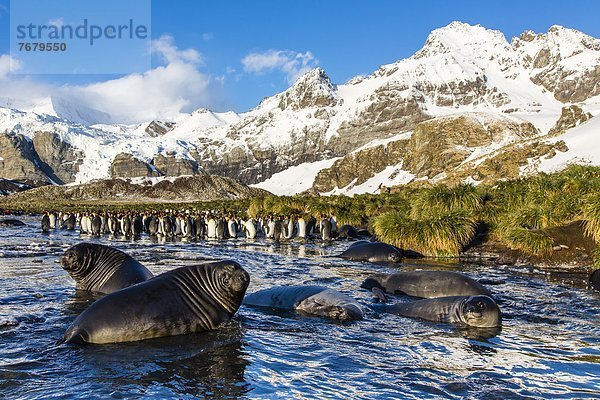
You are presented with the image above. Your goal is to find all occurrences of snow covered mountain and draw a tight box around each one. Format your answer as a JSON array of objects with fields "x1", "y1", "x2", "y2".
[{"x1": 1, "y1": 21, "x2": 599, "y2": 195}]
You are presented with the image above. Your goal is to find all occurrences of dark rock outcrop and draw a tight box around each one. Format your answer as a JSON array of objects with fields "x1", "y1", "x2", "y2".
[
  {"x1": 152, "y1": 155, "x2": 201, "y2": 176},
  {"x1": 0, "y1": 178, "x2": 35, "y2": 196},
  {"x1": 330, "y1": 86, "x2": 429, "y2": 154},
  {"x1": 313, "y1": 139, "x2": 410, "y2": 192},
  {"x1": 32, "y1": 131, "x2": 83, "y2": 184},
  {"x1": 531, "y1": 64, "x2": 600, "y2": 103},
  {"x1": 109, "y1": 153, "x2": 160, "y2": 178},
  {"x1": 0, "y1": 131, "x2": 83, "y2": 185},
  {"x1": 404, "y1": 114, "x2": 539, "y2": 178},
  {"x1": 548, "y1": 105, "x2": 593, "y2": 136},
  {"x1": 145, "y1": 121, "x2": 175, "y2": 137},
  {"x1": 0, "y1": 133, "x2": 50, "y2": 183}
]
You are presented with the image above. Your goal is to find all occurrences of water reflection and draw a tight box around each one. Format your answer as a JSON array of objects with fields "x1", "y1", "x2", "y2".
[
  {"x1": 460, "y1": 326, "x2": 502, "y2": 341},
  {"x1": 74, "y1": 322, "x2": 250, "y2": 399}
]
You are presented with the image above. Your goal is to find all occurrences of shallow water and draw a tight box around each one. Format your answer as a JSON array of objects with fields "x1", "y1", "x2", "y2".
[{"x1": 0, "y1": 216, "x2": 599, "y2": 399}]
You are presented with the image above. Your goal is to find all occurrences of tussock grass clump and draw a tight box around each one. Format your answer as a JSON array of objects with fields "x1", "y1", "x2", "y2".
[
  {"x1": 410, "y1": 184, "x2": 483, "y2": 219},
  {"x1": 495, "y1": 225, "x2": 554, "y2": 257},
  {"x1": 593, "y1": 247, "x2": 600, "y2": 268},
  {"x1": 372, "y1": 210, "x2": 476, "y2": 257},
  {"x1": 582, "y1": 193, "x2": 600, "y2": 242}
]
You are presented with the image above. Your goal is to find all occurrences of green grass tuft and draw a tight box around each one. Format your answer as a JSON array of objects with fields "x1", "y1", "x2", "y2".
[{"x1": 372, "y1": 209, "x2": 476, "y2": 257}]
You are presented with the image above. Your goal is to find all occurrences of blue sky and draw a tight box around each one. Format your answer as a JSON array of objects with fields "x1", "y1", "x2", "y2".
[{"x1": 0, "y1": 0, "x2": 599, "y2": 121}]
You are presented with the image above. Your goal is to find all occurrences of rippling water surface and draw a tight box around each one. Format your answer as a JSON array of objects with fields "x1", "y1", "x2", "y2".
[{"x1": 1, "y1": 216, "x2": 599, "y2": 399}]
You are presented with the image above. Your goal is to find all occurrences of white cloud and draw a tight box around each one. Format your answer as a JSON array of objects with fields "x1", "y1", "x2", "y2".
[
  {"x1": 201, "y1": 32, "x2": 214, "y2": 41},
  {"x1": 151, "y1": 34, "x2": 202, "y2": 65},
  {"x1": 0, "y1": 55, "x2": 21, "y2": 79},
  {"x1": 241, "y1": 49, "x2": 318, "y2": 84},
  {"x1": 0, "y1": 36, "x2": 230, "y2": 124}
]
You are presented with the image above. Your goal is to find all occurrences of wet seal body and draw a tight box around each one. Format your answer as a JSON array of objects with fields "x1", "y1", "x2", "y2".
[
  {"x1": 362, "y1": 271, "x2": 492, "y2": 298},
  {"x1": 244, "y1": 285, "x2": 363, "y2": 321},
  {"x1": 380, "y1": 295, "x2": 501, "y2": 328},
  {"x1": 337, "y1": 225, "x2": 358, "y2": 239},
  {"x1": 0, "y1": 219, "x2": 26, "y2": 227},
  {"x1": 60, "y1": 260, "x2": 250, "y2": 344},
  {"x1": 61, "y1": 243, "x2": 154, "y2": 294},
  {"x1": 338, "y1": 242, "x2": 402, "y2": 263}
]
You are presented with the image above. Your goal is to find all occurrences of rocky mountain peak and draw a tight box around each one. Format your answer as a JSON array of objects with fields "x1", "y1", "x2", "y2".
[
  {"x1": 276, "y1": 67, "x2": 339, "y2": 111},
  {"x1": 512, "y1": 25, "x2": 600, "y2": 102},
  {"x1": 515, "y1": 25, "x2": 600, "y2": 61},
  {"x1": 416, "y1": 21, "x2": 512, "y2": 61}
]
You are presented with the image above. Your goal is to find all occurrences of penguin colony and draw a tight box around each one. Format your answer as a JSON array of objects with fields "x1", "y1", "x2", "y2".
[{"x1": 41, "y1": 209, "x2": 344, "y2": 241}]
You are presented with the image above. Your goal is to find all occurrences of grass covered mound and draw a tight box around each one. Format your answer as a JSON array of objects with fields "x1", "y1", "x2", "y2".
[{"x1": 1, "y1": 165, "x2": 598, "y2": 263}]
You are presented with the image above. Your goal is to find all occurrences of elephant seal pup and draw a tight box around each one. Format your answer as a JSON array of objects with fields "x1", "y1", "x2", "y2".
[
  {"x1": 0, "y1": 219, "x2": 26, "y2": 227},
  {"x1": 589, "y1": 269, "x2": 600, "y2": 291},
  {"x1": 338, "y1": 242, "x2": 402, "y2": 263},
  {"x1": 361, "y1": 271, "x2": 492, "y2": 298},
  {"x1": 60, "y1": 260, "x2": 250, "y2": 344},
  {"x1": 244, "y1": 285, "x2": 363, "y2": 321},
  {"x1": 376, "y1": 293, "x2": 501, "y2": 328},
  {"x1": 61, "y1": 243, "x2": 154, "y2": 294},
  {"x1": 337, "y1": 225, "x2": 358, "y2": 239}
]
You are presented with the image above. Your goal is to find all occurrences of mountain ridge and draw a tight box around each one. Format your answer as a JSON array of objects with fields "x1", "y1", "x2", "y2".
[{"x1": 1, "y1": 21, "x2": 599, "y2": 196}]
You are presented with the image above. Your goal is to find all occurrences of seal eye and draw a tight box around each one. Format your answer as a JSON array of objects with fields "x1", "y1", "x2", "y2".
[{"x1": 476, "y1": 301, "x2": 486, "y2": 310}]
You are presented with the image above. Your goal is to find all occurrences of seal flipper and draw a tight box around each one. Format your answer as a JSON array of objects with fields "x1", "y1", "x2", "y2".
[{"x1": 371, "y1": 287, "x2": 388, "y2": 303}]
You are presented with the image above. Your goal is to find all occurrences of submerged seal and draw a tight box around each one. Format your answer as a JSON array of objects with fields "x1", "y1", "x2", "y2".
[
  {"x1": 0, "y1": 219, "x2": 25, "y2": 227},
  {"x1": 244, "y1": 285, "x2": 364, "y2": 321},
  {"x1": 59, "y1": 260, "x2": 250, "y2": 344},
  {"x1": 361, "y1": 271, "x2": 492, "y2": 298},
  {"x1": 61, "y1": 243, "x2": 154, "y2": 294},
  {"x1": 338, "y1": 242, "x2": 402, "y2": 263},
  {"x1": 377, "y1": 294, "x2": 501, "y2": 328}
]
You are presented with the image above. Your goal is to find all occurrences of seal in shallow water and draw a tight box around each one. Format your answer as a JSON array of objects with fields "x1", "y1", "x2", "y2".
[
  {"x1": 361, "y1": 270, "x2": 492, "y2": 298},
  {"x1": 0, "y1": 219, "x2": 26, "y2": 227},
  {"x1": 244, "y1": 285, "x2": 364, "y2": 321},
  {"x1": 375, "y1": 292, "x2": 501, "y2": 328},
  {"x1": 59, "y1": 260, "x2": 250, "y2": 344},
  {"x1": 338, "y1": 242, "x2": 402, "y2": 263},
  {"x1": 337, "y1": 225, "x2": 358, "y2": 239},
  {"x1": 61, "y1": 243, "x2": 154, "y2": 294}
]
